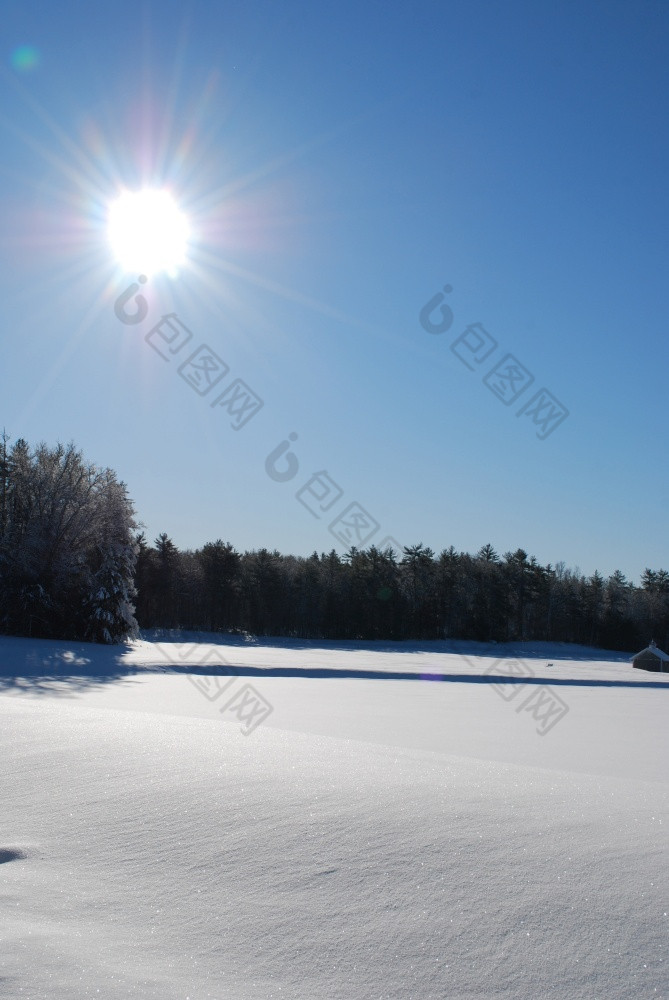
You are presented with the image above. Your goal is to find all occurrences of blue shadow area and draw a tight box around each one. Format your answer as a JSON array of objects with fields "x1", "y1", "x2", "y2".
[{"x1": 1, "y1": 633, "x2": 665, "y2": 693}]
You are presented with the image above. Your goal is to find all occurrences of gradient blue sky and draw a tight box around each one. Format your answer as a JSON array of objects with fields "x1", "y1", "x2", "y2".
[{"x1": 1, "y1": 0, "x2": 667, "y2": 581}]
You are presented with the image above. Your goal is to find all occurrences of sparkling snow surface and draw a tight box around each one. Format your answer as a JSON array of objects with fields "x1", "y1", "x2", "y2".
[{"x1": 1, "y1": 634, "x2": 668, "y2": 999}]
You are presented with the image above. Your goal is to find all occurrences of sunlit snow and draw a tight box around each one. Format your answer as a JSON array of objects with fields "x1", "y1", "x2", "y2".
[{"x1": 1, "y1": 634, "x2": 667, "y2": 999}]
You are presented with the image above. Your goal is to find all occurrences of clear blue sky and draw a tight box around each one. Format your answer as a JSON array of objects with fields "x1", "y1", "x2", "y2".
[{"x1": 1, "y1": 0, "x2": 667, "y2": 581}]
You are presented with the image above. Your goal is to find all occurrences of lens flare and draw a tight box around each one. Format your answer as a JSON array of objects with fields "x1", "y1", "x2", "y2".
[{"x1": 11, "y1": 45, "x2": 40, "y2": 72}]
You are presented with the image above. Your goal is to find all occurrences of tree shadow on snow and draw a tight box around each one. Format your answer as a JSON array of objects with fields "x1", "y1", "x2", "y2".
[
  {"x1": 0, "y1": 636, "x2": 140, "y2": 696},
  {"x1": 1, "y1": 634, "x2": 665, "y2": 695},
  {"x1": 177, "y1": 662, "x2": 669, "y2": 690},
  {"x1": 143, "y1": 629, "x2": 633, "y2": 663}
]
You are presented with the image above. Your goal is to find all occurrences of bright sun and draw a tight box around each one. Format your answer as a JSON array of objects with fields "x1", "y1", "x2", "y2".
[{"x1": 107, "y1": 189, "x2": 189, "y2": 275}]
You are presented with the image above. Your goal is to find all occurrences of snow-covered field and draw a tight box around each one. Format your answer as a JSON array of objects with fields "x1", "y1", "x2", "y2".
[{"x1": 1, "y1": 633, "x2": 668, "y2": 999}]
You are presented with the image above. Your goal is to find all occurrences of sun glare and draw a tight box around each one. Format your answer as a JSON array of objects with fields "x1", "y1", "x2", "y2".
[{"x1": 107, "y1": 189, "x2": 189, "y2": 275}]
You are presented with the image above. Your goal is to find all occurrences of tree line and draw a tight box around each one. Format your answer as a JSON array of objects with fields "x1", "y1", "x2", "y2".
[
  {"x1": 136, "y1": 535, "x2": 669, "y2": 652},
  {"x1": 1, "y1": 435, "x2": 667, "y2": 650}
]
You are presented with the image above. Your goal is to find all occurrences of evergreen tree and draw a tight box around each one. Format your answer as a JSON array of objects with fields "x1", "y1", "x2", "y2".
[
  {"x1": 197, "y1": 540, "x2": 241, "y2": 631},
  {"x1": 0, "y1": 437, "x2": 138, "y2": 642},
  {"x1": 153, "y1": 533, "x2": 180, "y2": 628}
]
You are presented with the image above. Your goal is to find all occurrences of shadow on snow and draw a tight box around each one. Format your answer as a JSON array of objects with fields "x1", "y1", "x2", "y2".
[{"x1": 0, "y1": 633, "x2": 666, "y2": 694}]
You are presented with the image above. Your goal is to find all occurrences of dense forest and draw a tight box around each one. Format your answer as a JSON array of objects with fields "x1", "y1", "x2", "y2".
[
  {"x1": 1, "y1": 435, "x2": 667, "y2": 650},
  {"x1": 134, "y1": 534, "x2": 669, "y2": 651}
]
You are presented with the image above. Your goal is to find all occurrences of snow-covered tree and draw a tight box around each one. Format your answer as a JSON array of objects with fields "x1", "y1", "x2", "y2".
[{"x1": 0, "y1": 437, "x2": 138, "y2": 642}]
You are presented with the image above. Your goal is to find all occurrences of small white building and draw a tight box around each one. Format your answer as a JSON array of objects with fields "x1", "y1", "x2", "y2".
[{"x1": 631, "y1": 641, "x2": 669, "y2": 673}]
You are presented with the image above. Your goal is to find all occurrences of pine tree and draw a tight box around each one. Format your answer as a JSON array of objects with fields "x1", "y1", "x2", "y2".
[
  {"x1": 197, "y1": 540, "x2": 241, "y2": 631},
  {"x1": 153, "y1": 533, "x2": 180, "y2": 628}
]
